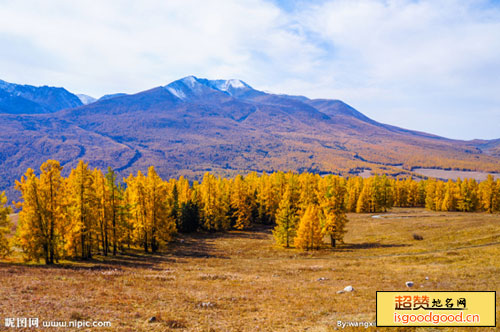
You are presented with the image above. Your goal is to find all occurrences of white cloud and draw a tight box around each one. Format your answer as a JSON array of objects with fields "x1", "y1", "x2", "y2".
[
  {"x1": 277, "y1": 0, "x2": 500, "y2": 139},
  {"x1": 0, "y1": 0, "x2": 499, "y2": 139},
  {"x1": 0, "y1": 0, "x2": 309, "y2": 93}
]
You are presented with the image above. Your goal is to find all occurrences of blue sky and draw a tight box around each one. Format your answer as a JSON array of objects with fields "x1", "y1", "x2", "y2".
[{"x1": 0, "y1": 0, "x2": 499, "y2": 140}]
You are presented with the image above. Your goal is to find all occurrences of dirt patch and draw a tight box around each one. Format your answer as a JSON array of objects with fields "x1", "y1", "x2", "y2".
[{"x1": 412, "y1": 167, "x2": 500, "y2": 181}]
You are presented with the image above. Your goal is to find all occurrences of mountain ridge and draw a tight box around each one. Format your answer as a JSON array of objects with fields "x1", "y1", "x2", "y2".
[
  {"x1": 0, "y1": 79, "x2": 83, "y2": 114},
  {"x1": 1, "y1": 76, "x2": 500, "y2": 199}
]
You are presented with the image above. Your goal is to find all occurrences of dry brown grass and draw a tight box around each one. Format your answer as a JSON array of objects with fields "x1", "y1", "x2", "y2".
[{"x1": 0, "y1": 208, "x2": 499, "y2": 331}]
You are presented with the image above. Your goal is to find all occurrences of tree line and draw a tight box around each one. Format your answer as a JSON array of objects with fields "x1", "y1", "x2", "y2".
[{"x1": 0, "y1": 160, "x2": 499, "y2": 264}]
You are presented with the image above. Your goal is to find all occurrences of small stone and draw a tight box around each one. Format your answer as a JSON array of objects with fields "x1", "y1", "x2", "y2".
[
  {"x1": 343, "y1": 285, "x2": 354, "y2": 292},
  {"x1": 425, "y1": 276, "x2": 429, "y2": 280},
  {"x1": 406, "y1": 281, "x2": 414, "y2": 288},
  {"x1": 317, "y1": 277, "x2": 329, "y2": 282},
  {"x1": 147, "y1": 316, "x2": 157, "y2": 323},
  {"x1": 336, "y1": 290, "x2": 345, "y2": 294},
  {"x1": 198, "y1": 301, "x2": 215, "y2": 308}
]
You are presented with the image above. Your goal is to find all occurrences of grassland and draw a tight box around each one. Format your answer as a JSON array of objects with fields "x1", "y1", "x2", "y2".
[{"x1": 0, "y1": 208, "x2": 499, "y2": 331}]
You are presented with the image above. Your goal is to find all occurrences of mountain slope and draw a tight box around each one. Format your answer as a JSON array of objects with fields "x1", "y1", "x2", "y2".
[
  {"x1": 0, "y1": 79, "x2": 82, "y2": 114},
  {"x1": 77, "y1": 94, "x2": 96, "y2": 105},
  {"x1": 1, "y1": 76, "x2": 499, "y2": 199}
]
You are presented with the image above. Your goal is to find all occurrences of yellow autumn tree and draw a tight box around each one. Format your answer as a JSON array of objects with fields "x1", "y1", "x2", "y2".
[
  {"x1": 393, "y1": 178, "x2": 408, "y2": 207},
  {"x1": 105, "y1": 167, "x2": 122, "y2": 255},
  {"x1": 125, "y1": 171, "x2": 148, "y2": 251},
  {"x1": 298, "y1": 173, "x2": 319, "y2": 212},
  {"x1": 425, "y1": 178, "x2": 437, "y2": 210},
  {"x1": 479, "y1": 175, "x2": 500, "y2": 213},
  {"x1": 125, "y1": 167, "x2": 176, "y2": 252},
  {"x1": 0, "y1": 191, "x2": 12, "y2": 257},
  {"x1": 255, "y1": 172, "x2": 279, "y2": 224},
  {"x1": 15, "y1": 161, "x2": 66, "y2": 264},
  {"x1": 294, "y1": 205, "x2": 323, "y2": 250},
  {"x1": 320, "y1": 176, "x2": 348, "y2": 247},
  {"x1": 273, "y1": 176, "x2": 300, "y2": 247},
  {"x1": 441, "y1": 180, "x2": 458, "y2": 211},
  {"x1": 346, "y1": 177, "x2": 363, "y2": 212},
  {"x1": 65, "y1": 160, "x2": 96, "y2": 259},
  {"x1": 93, "y1": 169, "x2": 111, "y2": 255},
  {"x1": 425, "y1": 179, "x2": 446, "y2": 211},
  {"x1": 457, "y1": 178, "x2": 479, "y2": 212},
  {"x1": 199, "y1": 173, "x2": 230, "y2": 231},
  {"x1": 230, "y1": 175, "x2": 253, "y2": 230},
  {"x1": 175, "y1": 176, "x2": 200, "y2": 233},
  {"x1": 356, "y1": 179, "x2": 371, "y2": 213},
  {"x1": 145, "y1": 166, "x2": 176, "y2": 251},
  {"x1": 378, "y1": 175, "x2": 393, "y2": 212}
]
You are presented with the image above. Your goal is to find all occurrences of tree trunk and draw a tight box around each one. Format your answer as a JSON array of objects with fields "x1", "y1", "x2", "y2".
[
  {"x1": 112, "y1": 184, "x2": 116, "y2": 256},
  {"x1": 104, "y1": 223, "x2": 109, "y2": 256},
  {"x1": 88, "y1": 233, "x2": 92, "y2": 259},
  {"x1": 43, "y1": 243, "x2": 49, "y2": 265},
  {"x1": 81, "y1": 233, "x2": 85, "y2": 259},
  {"x1": 100, "y1": 222, "x2": 105, "y2": 255},
  {"x1": 48, "y1": 174, "x2": 54, "y2": 265},
  {"x1": 285, "y1": 218, "x2": 289, "y2": 248},
  {"x1": 330, "y1": 235, "x2": 336, "y2": 248}
]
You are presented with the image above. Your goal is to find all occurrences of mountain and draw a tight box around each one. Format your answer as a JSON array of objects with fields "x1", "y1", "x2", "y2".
[
  {"x1": 76, "y1": 94, "x2": 96, "y2": 105},
  {"x1": 1, "y1": 76, "x2": 500, "y2": 199},
  {"x1": 98, "y1": 93, "x2": 128, "y2": 101},
  {"x1": 0, "y1": 79, "x2": 82, "y2": 114}
]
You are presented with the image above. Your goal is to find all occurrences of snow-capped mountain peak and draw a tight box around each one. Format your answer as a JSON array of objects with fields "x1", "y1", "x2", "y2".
[
  {"x1": 207, "y1": 79, "x2": 251, "y2": 92},
  {"x1": 77, "y1": 94, "x2": 97, "y2": 105},
  {"x1": 224, "y1": 79, "x2": 248, "y2": 89},
  {"x1": 164, "y1": 76, "x2": 253, "y2": 99},
  {"x1": 180, "y1": 75, "x2": 198, "y2": 88}
]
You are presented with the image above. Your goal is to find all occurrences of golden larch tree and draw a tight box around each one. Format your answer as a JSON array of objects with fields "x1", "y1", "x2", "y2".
[
  {"x1": 320, "y1": 176, "x2": 348, "y2": 248},
  {"x1": 15, "y1": 161, "x2": 67, "y2": 264},
  {"x1": 199, "y1": 173, "x2": 230, "y2": 231},
  {"x1": 230, "y1": 175, "x2": 253, "y2": 230},
  {"x1": 294, "y1": 205, "x2": 323, "y2": 250},
  {"x1": 0, "y1": 191, "x2": 12, "y2": 257},
  {"x1": 66, "y1": 160, "x2": 96, "y2": 259},
  {"x1": 273, "y1": 177, "x2": 300, "y2": 247}
]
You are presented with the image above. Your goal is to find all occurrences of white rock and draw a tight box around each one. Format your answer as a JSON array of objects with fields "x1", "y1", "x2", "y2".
[
  {"x1": 198, "y1": 302, "x2": 215, "y2": 308},
  {"x1": 344, "y1": 285, "x2": 354, "y2": 292}
]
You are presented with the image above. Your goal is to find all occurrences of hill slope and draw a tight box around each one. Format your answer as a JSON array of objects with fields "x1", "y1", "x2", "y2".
[
  {"x1": 1, "y1": 76, "x2": 499, "y2": 197},
  {"x1": 0, "y1": 79, "x2": 82, "y2": 114}
]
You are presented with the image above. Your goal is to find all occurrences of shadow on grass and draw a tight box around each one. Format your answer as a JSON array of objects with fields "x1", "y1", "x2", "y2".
[
  {"x1": 0, "y1": 230, "x2": 230, "y2": 270},
  {"x1": 167, "y1": 234, "x2": 225, "y2": 259},
  {"x1": 166, "y1": 224, "x2": 272, "y2": 258},
  {"x1": 212, "y1": 224, "x2": 272, "y2": 240},
  {"x1": 339, "y1": 242, "x2": 411, "y2": 250},
  {"x1": 0, "y1": 249, "x2": 177, "y2": 271}
]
